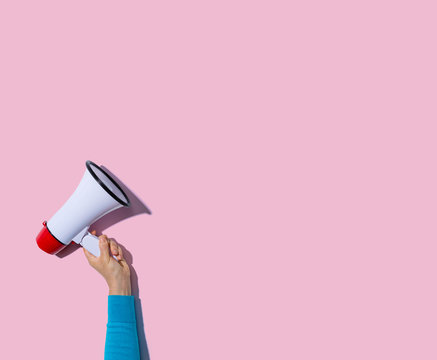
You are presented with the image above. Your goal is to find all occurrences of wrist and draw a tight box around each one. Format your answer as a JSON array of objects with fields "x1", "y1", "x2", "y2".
[
  {"x1": 108, "y1": 286, "x2": 131, "y2": 296},
  {"x1": 108, "y1": 278, "x2": 131, "y2": 296}
]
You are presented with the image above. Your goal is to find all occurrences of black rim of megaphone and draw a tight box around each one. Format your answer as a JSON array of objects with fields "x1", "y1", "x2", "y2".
[{"x1": 86, "y1": 161, "x2": 130, "y2": 207}]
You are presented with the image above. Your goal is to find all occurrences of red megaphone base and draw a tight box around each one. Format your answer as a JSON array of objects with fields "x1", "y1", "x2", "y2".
[{"x1": 36, "y1": 221, "x2": 67, "y2": 255}]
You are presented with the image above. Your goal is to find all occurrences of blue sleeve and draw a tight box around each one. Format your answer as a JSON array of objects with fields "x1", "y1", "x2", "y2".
[{"x1": 105, "y1": 295, "x2": 140, "y2": 360}]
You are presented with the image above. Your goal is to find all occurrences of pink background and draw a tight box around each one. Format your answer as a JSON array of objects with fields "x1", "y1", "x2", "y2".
[{"x1": 0, "y1": 1, "x2": 436, "y2": 359}]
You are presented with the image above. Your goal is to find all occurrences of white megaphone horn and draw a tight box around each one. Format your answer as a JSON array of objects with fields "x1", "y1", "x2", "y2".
[{"x1": 36, "y1": 160, "x2": 130, "y2": 257}]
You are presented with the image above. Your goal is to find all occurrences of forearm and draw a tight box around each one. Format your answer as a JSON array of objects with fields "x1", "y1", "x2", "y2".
[{"x1": 105, "y1": 295, "x2": 140, "y2": 360}]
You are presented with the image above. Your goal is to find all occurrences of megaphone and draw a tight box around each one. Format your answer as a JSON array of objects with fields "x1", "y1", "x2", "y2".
[{"x1": 36, "y1": 160, "x2": 130, "y2": 257}]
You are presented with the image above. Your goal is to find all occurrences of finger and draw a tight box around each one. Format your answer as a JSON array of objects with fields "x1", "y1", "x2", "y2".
[
  {"x1": 117, "y1": 245, "x2": 124, "y2": 260},
  {"x1": 108, "y1": 238, "x2": 119, "y2": 257},
  {"x1": 98, "y1": 234, "x2": 110, "y2": 262}
]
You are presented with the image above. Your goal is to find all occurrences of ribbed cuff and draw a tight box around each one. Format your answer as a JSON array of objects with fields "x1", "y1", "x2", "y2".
[{"x1": 108, "y1": 295, "x2": 136, "y2": 323}]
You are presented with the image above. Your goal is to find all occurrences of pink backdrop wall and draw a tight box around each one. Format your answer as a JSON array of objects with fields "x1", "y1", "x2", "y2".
[{"x1": 1, "y1": 1, "x2": 436, "y2": 359}]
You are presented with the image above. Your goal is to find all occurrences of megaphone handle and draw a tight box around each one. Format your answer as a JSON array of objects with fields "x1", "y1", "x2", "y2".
[
  {"x1": 80, "y1": 233, "x2": 101, "y2": 257},
  {"x1": 80, "y1": 232, "x2": 118, "y2": 260}
]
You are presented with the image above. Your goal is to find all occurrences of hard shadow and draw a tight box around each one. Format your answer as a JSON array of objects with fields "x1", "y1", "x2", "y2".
[
  {"x1": 95, "y1": 168, "x2": 152, "y2": 359},
  {"x1": 54, "y1": 165, "x2": 152, "y2": 359},
  {"x1": 56, "y1": 241, "x2": 82, "y2": 258}
]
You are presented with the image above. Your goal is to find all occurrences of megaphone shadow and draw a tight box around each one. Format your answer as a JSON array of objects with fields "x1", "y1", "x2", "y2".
[
  {"x1": 56, "y1": 166, "x2": 151, "y2": 259},
  {"x1": 91, "y1": 166, "x2": 152, "y2": 235}
]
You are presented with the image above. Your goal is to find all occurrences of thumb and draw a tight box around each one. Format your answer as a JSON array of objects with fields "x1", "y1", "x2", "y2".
[
  {"x1": 83, "y1": 247, "x2": 96, "y2": 264},
  {"x1": 98, "y1": 235, "x2": 110, "y2": 262}
]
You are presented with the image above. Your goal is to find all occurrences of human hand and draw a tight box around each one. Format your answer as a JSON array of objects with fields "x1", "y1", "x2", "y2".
[{"x1": 83, "y1": 231, "x2": 132, "y2": 296}]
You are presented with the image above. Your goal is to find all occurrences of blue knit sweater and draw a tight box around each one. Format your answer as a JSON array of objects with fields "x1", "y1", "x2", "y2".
[{"x1": 105, "y1": 296, "x2": 140, "y2": 360}]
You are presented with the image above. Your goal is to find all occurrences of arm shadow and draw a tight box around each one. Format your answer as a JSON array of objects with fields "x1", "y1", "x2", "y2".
[{"x1": 118, "y1": 243, "x2": 152, "y2": 360}]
